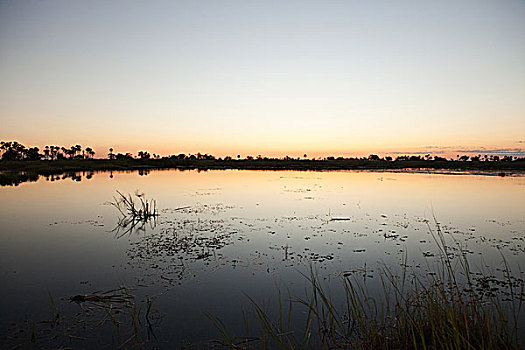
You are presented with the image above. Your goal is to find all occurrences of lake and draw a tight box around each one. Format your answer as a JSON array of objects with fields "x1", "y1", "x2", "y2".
[{"x1": 1, "y1": 169, "x2": 524, "y2": 348}]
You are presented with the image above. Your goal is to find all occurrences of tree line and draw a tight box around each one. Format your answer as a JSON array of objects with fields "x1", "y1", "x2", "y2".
[
  {"x1": 0, "y1": 141, "x2": 95, "y2": 161},
  {"x1": 0, "y1": 141, "x2": 522, "y2": 162}
]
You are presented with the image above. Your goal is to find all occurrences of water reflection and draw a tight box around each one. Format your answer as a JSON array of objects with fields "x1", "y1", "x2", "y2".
[{"x1": 0, "y1": 169, "x2": 524, "y2": 347}]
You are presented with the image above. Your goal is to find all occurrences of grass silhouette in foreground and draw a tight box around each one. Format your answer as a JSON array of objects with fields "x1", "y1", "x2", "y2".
[
  {"x1": 210, "y1": 222, "x2": 524, "y2": 349},
  {"x1": 5, "y1": 216, "x2": 524, "y2": 349}
]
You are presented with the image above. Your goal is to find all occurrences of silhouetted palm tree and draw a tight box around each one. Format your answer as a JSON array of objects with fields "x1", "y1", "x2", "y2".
[
  {"x1": 85, "y1": 147, "x2": 94, "y2": 159},
  {"x1": 74, "y1": 144, "x2": 82, "y2": 158},
  {"x1": 138, "y1": 151, "x2": 150, "y2": 159},
  {"x1": 61, "y1": 146, "x2": 69, "y2": 159}
]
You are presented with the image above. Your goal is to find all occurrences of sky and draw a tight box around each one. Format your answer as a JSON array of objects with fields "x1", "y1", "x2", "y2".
[{"x1": 1, "y1": 0, "x2": 524, "y2": 158}]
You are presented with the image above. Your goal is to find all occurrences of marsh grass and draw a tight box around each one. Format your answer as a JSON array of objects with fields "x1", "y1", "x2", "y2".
[
  {"x1": 109, "y1": 190, "x2": 158, "y2": 220},
  {"x1": 211, "y1": 223, "x2": 524, "y2": 349},
  {"x1": 108, "y1": 190, "x2": 159, "y2": 237}
]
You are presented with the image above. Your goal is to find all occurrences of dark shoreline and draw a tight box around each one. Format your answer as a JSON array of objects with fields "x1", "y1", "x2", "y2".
[{"x1": 1, "y1": 158, "x2": 524, "y2": 186}]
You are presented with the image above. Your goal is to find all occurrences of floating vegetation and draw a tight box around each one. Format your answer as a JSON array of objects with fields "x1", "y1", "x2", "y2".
[
  {"x1": 127, "y1": 217, "x2": 241, "y2": 286},
  {"x1": 69, "y1": 287, "x2": 134, "y2": 308},
  {"x1": 6, "y1": 287, "x2": 161, "y2": 349},
  {"x1": 212, "y1": 223, "x2": 525, "y2": 350}
]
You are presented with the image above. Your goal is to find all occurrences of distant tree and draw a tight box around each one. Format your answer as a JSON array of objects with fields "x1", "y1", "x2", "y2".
[
  {"x1": 73, "y1": 145, "x2": 82, "y2": 158},
  {"x1": 44, "y1": 146, "x2": 50, "y2": 160},
  {"x1": 85, "y1": 147, "x2": 95, "y2": 159},
  {"x1": 303, "y1": 153, "x2": 307, "y2": 159},
  {"x1": 61, "y1": 146, "x2": 75, "y2": 159},
  {"x1": 0, "y1": 141, "x2": 24, "y2": 160},
  {"x1": 25, "y1": 147, "x2": 42, "y2": 160},
  {"x1": 1, "y1": 141, "x2": 24, "y2": 160},
  {"x1": 385, "y1": 156, "x2": 392, "y2": 161},
  {"x1": 459, "y1": 155, "x2": 469, "y2": 161},
  {"x1": 368, "y1": 154, "x2": 380, "y2": 161},
  {"x1": 116, "y1": 152, "x2": 134, "y2": 160},
  {"x1": 0, "y1": 141, "x2": 42, "y2": 160},
  {"x1": 137, "y1": 151, "x2": 150, "y2": 159},
  {"x1": 108, "y1": 148, "x2": 115, "y2": 160},
  {"x1": 470, "y1": 156, "x2": 480, "y2": 162},
  {"x1": 52, "y1": 146, "x2": 60, "y2": 160}
]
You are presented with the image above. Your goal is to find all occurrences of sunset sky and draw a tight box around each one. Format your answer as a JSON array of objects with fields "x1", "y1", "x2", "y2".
[{"x1": 1, "y1": 0, "x2": 524, "y2": 158}]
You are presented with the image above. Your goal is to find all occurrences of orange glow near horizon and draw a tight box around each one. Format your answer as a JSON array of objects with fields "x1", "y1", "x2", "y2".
[
  {"x1": 2, "y1": 137, "x2": 522, "y2": 160},
  {"x1": 1, "y1": 1, "x2": 524, "y2": 159}
]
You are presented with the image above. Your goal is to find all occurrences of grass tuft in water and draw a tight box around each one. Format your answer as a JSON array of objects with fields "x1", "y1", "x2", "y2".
[{"x1": 108, "y1": 190, "x2": 159, "y2": 236}]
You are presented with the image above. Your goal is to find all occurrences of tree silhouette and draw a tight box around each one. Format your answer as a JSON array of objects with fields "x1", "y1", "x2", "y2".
[
  {"x1": 44, "y1": 146, "x2": 50, "y2": 160},
  {"x1": 138, "y1": 151, "x2": 150, "y2": 159},
  {"x1": 26, "y1": 147, "x2": 41, "y2": 160},
  {"x1": 60, "y1": 146, "x2": 70, "y2": 159},
  {"x1": 85, "y1": 147, "x2": 95, "y2": 159}
]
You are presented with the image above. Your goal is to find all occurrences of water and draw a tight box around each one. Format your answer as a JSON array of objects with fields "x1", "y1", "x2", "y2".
[{"x1": 1, "y1": 169, "x2": 524, "y2": 348}]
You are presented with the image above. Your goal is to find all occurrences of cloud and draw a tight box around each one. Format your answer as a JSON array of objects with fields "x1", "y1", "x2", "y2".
[
  {"x1": 390, "y1": 150, "x2": 446, "y2": 155},
  {"x1": 455, "y1": 148, "x2": 524, "y2": 156},
  {"x1": 387, "y1": 147, "x2": 524, "y2": 157}
]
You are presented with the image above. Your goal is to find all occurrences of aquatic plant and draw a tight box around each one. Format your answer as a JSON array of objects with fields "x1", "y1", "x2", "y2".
[
  {"x1": 109, "y1": 190, "x2": 158, "y2": 220},
  {"x1": 108, "y1": 190, "x2": 159, "y2": 237},
  {"x1": 5, "y1": 285, "x2": 161, "y2": 349},
  {"x1": 211, "y1": 223, "x2": 525, "y2": 349}
]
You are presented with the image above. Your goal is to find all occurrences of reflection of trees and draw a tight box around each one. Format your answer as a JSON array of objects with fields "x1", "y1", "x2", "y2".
[{"x1": 44, "y1": 171, "x2": 94, "y2": 182}]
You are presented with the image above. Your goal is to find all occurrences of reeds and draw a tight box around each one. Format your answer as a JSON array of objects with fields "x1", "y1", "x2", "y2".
[
  {"x1": 212, "y1": 223, "x2": 525, "y2": 349},
  {"x1": 109, "y1": 190, "x2": 158, "y2": 220},
  {"x1": 108, "y1": 190, "x2": 159, "y2": 237}
]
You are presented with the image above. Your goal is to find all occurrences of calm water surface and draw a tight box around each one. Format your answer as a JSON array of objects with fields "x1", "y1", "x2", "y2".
[{"x1": 0, "y1": 169, "x2": 524, "y2": 348}]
